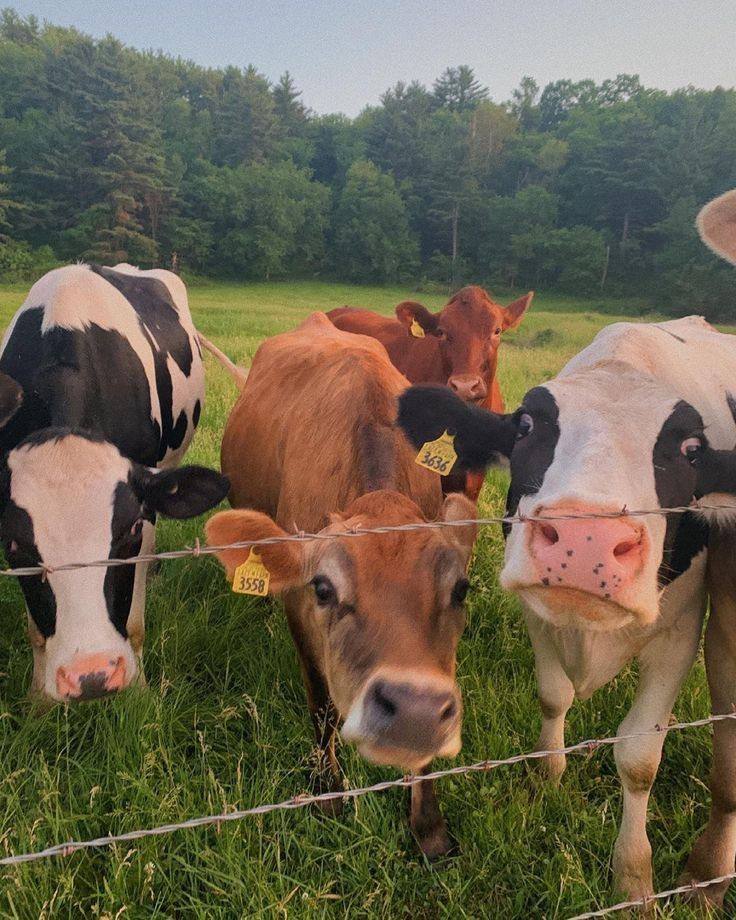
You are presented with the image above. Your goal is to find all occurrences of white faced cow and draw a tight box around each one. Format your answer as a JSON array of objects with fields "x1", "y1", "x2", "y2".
[
  {"x1": 0, "y1": 264, "x2": 228, "y2": 702},
  {"x1": 397, "y1": 190, "x2": 736, "y2": 903}
]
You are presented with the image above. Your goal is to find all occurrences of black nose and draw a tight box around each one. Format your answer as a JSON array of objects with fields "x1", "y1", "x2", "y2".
[
  {"x1": 77, "y1": 671, "x2": 112, "y2": 701},
  {"x1": 364, "y1": 678, "x2": 460, "y2": 754}
]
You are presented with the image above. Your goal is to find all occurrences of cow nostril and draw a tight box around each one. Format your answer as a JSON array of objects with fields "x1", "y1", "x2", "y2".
[
  {"x1": 439, "y1": 700, "x2": 457, "y2": 723},
  {"x1": 614, "y1": 537, "x2": 640, "y2": 558},
  {"x1": 538, "y1": 522, "x2": 559, "y2": 546},
  {"x1": 372, "y1": 682, "x2": 397, "y2": 718}
]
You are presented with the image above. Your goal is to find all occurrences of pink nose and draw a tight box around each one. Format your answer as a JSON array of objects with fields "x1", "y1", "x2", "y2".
[
  {"x1": 529, "y1": 508, "x2": 646, "y2": 601},
  {"x1": 56, "y1": 654, "x2": 127, "y2": 701},
  {"x1": 448, "y1": 375, "x2": 487, "y2": 401}
]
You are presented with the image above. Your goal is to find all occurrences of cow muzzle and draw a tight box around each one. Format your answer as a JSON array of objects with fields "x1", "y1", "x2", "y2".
[
  {"x1": 56, "y1": 654, "x2": 128, "y2": 701},
  {"x1": 447, "y1": 374, "x2": 487, "y2": 403},
  {"x1": 342, "y1": 672, "x2": 462, "y2": 770}
]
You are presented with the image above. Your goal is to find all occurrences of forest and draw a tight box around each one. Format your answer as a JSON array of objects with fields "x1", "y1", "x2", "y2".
[{"x1": 0, "y1": 8, "x2": 735, "y2": 316}]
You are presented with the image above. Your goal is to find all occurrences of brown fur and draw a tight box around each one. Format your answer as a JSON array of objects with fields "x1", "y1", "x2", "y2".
[
  {"x1": 207, "y1": 313, "x2": 478, "y2": 858},
  {"x1": 328, "y1": 286, "x2": 532, "y2": 500}
]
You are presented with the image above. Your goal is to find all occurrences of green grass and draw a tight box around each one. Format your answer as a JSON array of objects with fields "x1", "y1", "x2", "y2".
[{"x1": 0, "y1": 280, "x2": 728, "y2": 918}]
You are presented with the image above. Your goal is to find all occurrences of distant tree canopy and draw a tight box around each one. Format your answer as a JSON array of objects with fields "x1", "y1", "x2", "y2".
[{"x1": 1, "y1": 8, "x2": 735, "y2": 316}]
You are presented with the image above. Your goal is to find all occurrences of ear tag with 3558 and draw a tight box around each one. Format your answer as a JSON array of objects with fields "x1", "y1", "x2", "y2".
[
  {"x1": 232, "y1": 548, "x2": 270, "y2": 596},
  {"x1": 410, "y1": 318, "x2": 425, "y2": 338},
  {"x1": 415, "y1": 430, "x2": 457, "y2": 476}
]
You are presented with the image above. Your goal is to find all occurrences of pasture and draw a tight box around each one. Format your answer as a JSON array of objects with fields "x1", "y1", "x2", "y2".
[{"x1": 0, "y1": 279, "x2": 728, "y2": 918}]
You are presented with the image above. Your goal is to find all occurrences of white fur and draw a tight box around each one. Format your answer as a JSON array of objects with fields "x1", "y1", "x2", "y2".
[{"x1": 8, "y1": 436, "x2": 139, "y2": 700}]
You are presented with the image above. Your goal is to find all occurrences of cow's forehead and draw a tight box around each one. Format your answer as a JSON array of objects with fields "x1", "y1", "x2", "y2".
[
  {"x1": 7, "y1": 435, "x2": 132, "y2": 549},
  {"x1": 541, "y1": 361, "x2": 682, "y2": 438}
]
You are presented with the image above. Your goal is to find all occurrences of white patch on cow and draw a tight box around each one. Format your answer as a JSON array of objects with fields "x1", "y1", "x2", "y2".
[{"x1": 8, "y1": 435, "x2": 139, "y2": 700}]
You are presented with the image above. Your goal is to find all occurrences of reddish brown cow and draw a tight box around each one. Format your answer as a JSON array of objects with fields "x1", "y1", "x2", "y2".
[
  {"x1": 205, "y1": 313, "x2": 515, "y2": 857},
  {"x1": 328, "y1": 285, "x2": 532, "y2": 499}
]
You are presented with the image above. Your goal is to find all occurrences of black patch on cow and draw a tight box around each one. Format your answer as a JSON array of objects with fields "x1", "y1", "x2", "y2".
[
  {"x1": 91, "y1": 265, "x2": 194, "y2": 461},
  {"x1": 1, "y1": 499, "x2": 56, "y2": 637},
  {"x1": 505, "y1": 387, "x2": 560, "y2": 536},
  {"x1": 193, "y1": 399, "x2": 201, "y2": 428},
  {"x1": 659, "y1": 511, "x2": 708, "y2": 588},
  {"x1": 653, "y1": 400, "x2": 708, "y2": 584},
  {"x1": 726, "y1": 392, "x2": 736, "y2": 433},
  {"x1": 104, "y1": 480, "x2": 145, "y2": 638},
  {"x1": 0, "y1": 308, "x2": 53, "y2": 453}
]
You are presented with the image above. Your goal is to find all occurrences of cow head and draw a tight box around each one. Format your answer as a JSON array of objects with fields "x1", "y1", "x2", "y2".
[
  {"x1": 500, "y1": 364, "x2": 710, "y2": 629},
  {"x1": 207, "y1": 490, "x2": 477, "y2": 772},
  {"x1": 396, "y1": 371, "x2": 712, "y2": 630},
  {"x1": 0, "y1": 428, "x2": 229, "y2": 701},
  {"x1": 395, "y1": 287, "x2": 533, "y2": 403}
]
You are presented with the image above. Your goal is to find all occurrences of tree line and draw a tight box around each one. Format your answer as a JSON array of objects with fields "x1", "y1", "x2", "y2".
[{"x1": 0, "y1": 9, "x2": 735, "y2": 316}]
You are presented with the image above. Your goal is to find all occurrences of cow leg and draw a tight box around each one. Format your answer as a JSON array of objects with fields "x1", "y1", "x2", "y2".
[
  {"x1": 612, "y1": 619, "x2": 701, "y2": 902},
  {"x1": 127, "y1": 520, "x2": 155, "y2": 686},
  {"x1": 410, "y1": 767, "x2": 453, "y2": 860},
  {"x1": 283, "y1": 591, "x2": 343, "y2": 815},
  {"x1": 526, "y1": 613, "x2": 574, "y2": 783},
  {"x1": 681, "y1": 543, "x2": 736, "y2": 908}
]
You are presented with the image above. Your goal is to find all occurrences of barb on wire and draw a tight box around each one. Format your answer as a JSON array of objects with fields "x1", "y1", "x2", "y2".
[
  {"x1": 1, "y1": 711, "x2": 734, "y2": 868},
  {"x1": 0, "y1": 502, "x2": 731, "y2": 579},
  {"x1": 567, "y1": 870, "x2": 736, "y2": 919}
]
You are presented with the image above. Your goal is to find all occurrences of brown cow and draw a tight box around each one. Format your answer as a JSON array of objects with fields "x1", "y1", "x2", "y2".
[
  {"x1": 205, "y1": 313, "x2": 515, "y2": 857},
  {"x1": 328, "y1": 286, "x2": 532, "y2": 499}
]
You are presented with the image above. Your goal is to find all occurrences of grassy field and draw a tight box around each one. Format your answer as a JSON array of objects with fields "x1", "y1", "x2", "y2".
[{"x1": 0, "y1": 279, "x2": 729, "y2": 918}]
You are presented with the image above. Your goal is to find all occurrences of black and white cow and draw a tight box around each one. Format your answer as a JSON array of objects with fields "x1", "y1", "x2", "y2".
[
  {"x1": 397, "y1": 193, "x2": 736, "y2": 904},
  {"x1": 0, "y1": 264, "x2": 228, "y2": 702}
]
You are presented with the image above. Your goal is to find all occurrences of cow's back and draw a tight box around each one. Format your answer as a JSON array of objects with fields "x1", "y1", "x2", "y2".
[
  {"x1": 0, "y1": 264, "x2": 204, "y2": 467},
  {"x1": 221, "y1": 312, "x2": 441, "y2": 531}
]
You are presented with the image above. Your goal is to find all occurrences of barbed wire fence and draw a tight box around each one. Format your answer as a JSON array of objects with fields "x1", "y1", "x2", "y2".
[{"x1": 1, "y1": 501, "x2": 736, "y2": 918}]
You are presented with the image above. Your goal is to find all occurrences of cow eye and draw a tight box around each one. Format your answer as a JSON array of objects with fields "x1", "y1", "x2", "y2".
[
  {"x1": 517, "y1": 412, "x2": 534, "y2": 439},
  {"x1": 494, "y1": 327, "x2": 502, "y2": 336},
  {"x1": 436, "y1": 328, "x2": 447, "y2": 341},
  {"x1": 312, "y1": 575, "x2": 336, "y2": 606},
  {"x1": 451, "y1": 577, "x2": 469, "y2": 605},
  {"x1": 681, "y1": 436, "x2": 702, "y2": 461}
]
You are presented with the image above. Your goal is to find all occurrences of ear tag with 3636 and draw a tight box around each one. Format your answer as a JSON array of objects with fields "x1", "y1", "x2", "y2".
[
  {"x1": 410, "y1": 318, "x2": 425, "y2": 338},
  {"x1": 232, "y1": 548, "x2": 270, "y2": 596},
  {"x1": 415, "y1": 430, "x2": 457, "y2": 476}
]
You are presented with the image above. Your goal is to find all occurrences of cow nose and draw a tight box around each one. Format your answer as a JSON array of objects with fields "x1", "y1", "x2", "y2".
[
  {"x1": 56, "y1": 655, "x2": 127, "y2": 701},
  {"x1": 363, "y1": 678, "x2": 461, "y2": 754},
  {"x1": 529, "y1": 507, "x2": 645, "y2": 601},
  {"x1": 448, "y1": 375, "x2": 487, "y2": 402}
]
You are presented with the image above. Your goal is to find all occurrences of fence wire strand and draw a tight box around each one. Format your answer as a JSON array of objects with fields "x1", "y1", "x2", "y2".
[
  {"x1": 1, "y1": 711, "x2": 734, "y2": 871},
  {"x1": 2, "y1": 502, "x2": 736, "y2": 915},
  {"x1": 0, "y1": 501, "x2": 732, "y2": 578}
]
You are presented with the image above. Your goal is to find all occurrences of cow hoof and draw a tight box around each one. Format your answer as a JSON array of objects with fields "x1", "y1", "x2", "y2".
[{"x1": 416, "y1": 824, "x2": 456, "y2": 862}]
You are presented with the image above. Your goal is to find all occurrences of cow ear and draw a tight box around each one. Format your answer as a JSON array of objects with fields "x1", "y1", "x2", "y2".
[
  {"x1": 205, "y1": 509, "x2": 309, "y2": 594},
  {"x1": 397, "y1": 384, "x2": 518, "y2": 467},
  {"x1": 0, "y1": 372, "x2": 23, "y2": 429},
  {"x1": 395, "y1": 301, "x2": 439, "y2": 335},
  {"x1": 697, "y1": 189, "x2": 736, "y2": 266},
  {"x1": 133, "y1": 465, "x2": 230, "y2": 519},
  {"x1": 502, "y1": 292, "x2": 533, "y2": 331},
  {"x1": 440, "y1": 493, "x2": 477, "y2": 563}
]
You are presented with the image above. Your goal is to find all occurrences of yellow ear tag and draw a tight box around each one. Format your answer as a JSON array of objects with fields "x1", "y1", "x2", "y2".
[
  {"x1": 415, "y1": 430, "x2": 457, "y2": 476},
  {"x1": 410, "y1": 318, "x2": 425, "y2": 338},
  {"x1": 232, "y1": 548, "x2": 270, "y2": 596}
]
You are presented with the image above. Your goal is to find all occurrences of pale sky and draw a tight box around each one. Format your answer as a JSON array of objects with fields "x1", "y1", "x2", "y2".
[{"x1": 8, "y1": 0, "x2": 735, "y2": 115}]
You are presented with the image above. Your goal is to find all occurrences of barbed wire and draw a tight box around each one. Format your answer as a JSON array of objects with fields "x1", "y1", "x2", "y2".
[
  {"x1": 1, "y1": 501, "x2": 732, "y2": 578},
  {"x1": 567, "y1": 869, "x2": 736, "y2": 918},
  {"x1": 1, "y1": 711, "x2": 734, "y2": 868}
]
